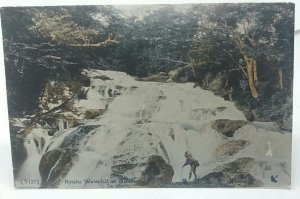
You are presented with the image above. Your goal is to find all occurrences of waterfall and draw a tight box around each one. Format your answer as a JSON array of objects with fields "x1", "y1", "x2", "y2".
[{"x1": 15, "y1": 69, "x2": 291, "y2": 188}]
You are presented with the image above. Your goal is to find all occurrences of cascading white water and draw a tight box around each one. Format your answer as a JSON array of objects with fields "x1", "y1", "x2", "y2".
[{"x1": 15, "y1": 69, "x2": 291, "y2": 188}]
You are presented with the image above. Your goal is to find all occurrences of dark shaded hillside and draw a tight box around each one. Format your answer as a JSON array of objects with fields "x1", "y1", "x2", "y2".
[
  {"x1": 1, "y1": 7, "x2": 122, "y2": 115},
  {"x1": 0, "y1": 4, "x2": 294, "y2": 130}
]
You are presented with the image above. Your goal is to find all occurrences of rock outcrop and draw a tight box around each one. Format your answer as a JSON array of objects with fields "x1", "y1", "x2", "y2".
[
  {"x1": 211, "y1": 119, "x2": 249, "y2": 137},
  {"x1": 138, "y1": 155, "x2": 174, "y2": 186},
  {"x1": 39, "y1": 125, "x2": 100, "y2": 187},
  {"x1": 39, "y1": 149, "x2": 76, "y2": 188},
  {"x1": 200, "y1": 157, "x2": 262, "y2": 187},
  {"x1": 136, "y1": 72, "x2": 171, "y2": 83},
  {"x1": 214, "y1": 140, "x2": 249, "y2": 158}
]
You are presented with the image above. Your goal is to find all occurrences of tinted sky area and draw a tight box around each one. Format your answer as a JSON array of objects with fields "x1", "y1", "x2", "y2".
[{"x1": 113, "y1": 4, "x2": 193, "y2": 19}]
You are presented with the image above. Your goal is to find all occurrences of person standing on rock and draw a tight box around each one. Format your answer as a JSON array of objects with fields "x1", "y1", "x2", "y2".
[{"x1": 182, "y1": 151, "x2": 199, "y2": 180}]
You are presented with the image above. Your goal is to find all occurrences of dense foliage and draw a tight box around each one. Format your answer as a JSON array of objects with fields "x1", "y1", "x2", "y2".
[{"x1": 1, "y1": 4, "x2": 294, "y2": 127}]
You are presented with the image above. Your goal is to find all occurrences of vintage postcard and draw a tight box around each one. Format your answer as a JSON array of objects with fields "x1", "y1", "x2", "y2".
[{"x1": 0, "y1": 3, "x2": 294, "y2": 188}]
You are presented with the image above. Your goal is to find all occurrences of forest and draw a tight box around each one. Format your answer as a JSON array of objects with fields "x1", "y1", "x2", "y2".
[{"x1": 1, "y1": 3, "x2": 294, "y2": 128}]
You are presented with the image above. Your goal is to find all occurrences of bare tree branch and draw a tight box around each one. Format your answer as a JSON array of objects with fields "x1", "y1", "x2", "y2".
[
  {"x1": 69, "y1": 34, "x2": 120, "y2": 47},
  {"x1": 17, "y1": 94, "x2": 76, "y2": 138},
  {"x1": 225, "y1": 50, "x2": 247, "y2": 76}
]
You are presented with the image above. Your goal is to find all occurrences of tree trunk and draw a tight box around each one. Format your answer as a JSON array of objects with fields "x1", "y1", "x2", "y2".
[
  {"x1": 233, "y1": 35, "x2": 259, "y2": 98},
  {"x1": 191, "y1": 58, "x2": 196, "y2": 77},
  {"x1": 252, "y1": 59, "x2": 258, "y2": 86},
  {"x1": 188, "y1": 54, "x2": 196, "y2": 77},
  {"x1": 278, "y1": 68, "x2": 283, "y2": 89},
  {"x1": 245, "y1": 56, "x2": 258, "y2": 98}
]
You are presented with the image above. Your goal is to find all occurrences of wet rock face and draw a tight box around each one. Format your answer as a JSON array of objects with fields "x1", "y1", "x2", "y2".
[
  {"x1": 39, "y1": 150, "x2": 62, "y2": 184},
  {"x1": 59, "y1": 125, "x2": 100, "y2": 148},
  {"x1": 84, "y1": 109, "x2": 107, "y2": 119},
  {"x1": 111, "y1": 163, "x2": 138, "y2": 176},
  {"x1": 200, "y1": 157, "x2": 262, "y2": 187},
  {"x1": 39, "y1": 149, "x2": 77, "y2": 188},
  {"x1": 234, "y1": 104, "x2": 255, "y2": 121},
  {"x1": 136, "y1": 73, "x2": 170, "y2": 83},
  {"x1": 138, "y1": 155, "x2": 174, "y2": 186},
  {"x1": 93, "y1": 75, "x2": 112, "y2": 81},
  {"x1": 211, "y1": 119, "x2": 249, "y2": 137},
  {"x1": 276, "y1": 98, "x2": 293, "y2": 131},
  {"x1": 78, "y1": 75, "x2": 91, "y2": 87},
  {"x1": 10, "y1": 126, "x2": 27, "y2": 177},
  {"x1": 215, "y1": 140, "x2": 250, "y2": 158},
  {"x1": 39, "y1": 125, "x2": 100, "y2": 187},
  {"x1": 200, "y1": 171, "x2": 260, "y2": 187},
  {"x1": 280, "y1": 112, "x2": 292, "y2": 131},
  {"x1": 219, "y1": 157, "x2": 255, "y2": 173}
]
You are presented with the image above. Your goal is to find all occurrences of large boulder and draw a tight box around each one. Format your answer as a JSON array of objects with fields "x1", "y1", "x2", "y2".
[
  {"x1": 200, "y1": 171, "x2": 260, "y2": 187},
  {"x1": 276, "y1": 97, "x2": 293, "y2": 131},
  {"x1": 214, "y1": 140, "x2": 250, "y2": 158},
  {"x1": 211, "y1": 119, "x2": 249, "y2": 137},
  {"x1": 136, "y1": 72, "x2": 170, "y2": 83},
  {"x1": 138, "y1": 155, "x2": 174, "y2": 187},
  {"x1": 39, "y1": 125, "x2": 100, "y2": 187},
  {"x1": 39, "y1": 149, "x2": 77, "y2": 188},
  {"x1": 200, "y1": 157, "x2": 262, "y2": 187},
  {"x1": 84, "y1": 109, "x2": 107, "y2": 119}
]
